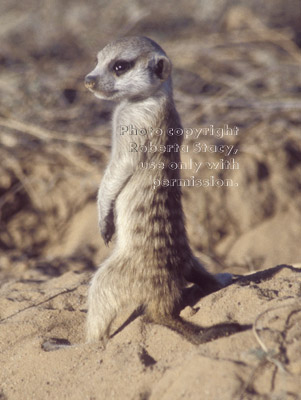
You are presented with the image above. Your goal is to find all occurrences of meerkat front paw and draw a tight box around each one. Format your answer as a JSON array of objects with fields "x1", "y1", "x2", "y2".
[{"x1": 99, "y1": 210, "x2": 115, "y2": 245}]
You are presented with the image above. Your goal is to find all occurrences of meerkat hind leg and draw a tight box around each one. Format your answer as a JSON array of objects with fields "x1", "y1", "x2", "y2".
[
  {"x1": 86, "y1": 310, "x2": 116, "y2": 346},
  {"x1": 86, "y1": 264, "x2": 121, "y2": 344}
]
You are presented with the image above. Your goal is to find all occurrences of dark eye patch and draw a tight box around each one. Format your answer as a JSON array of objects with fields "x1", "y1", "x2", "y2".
[{"x1": 111, "y1": 60, "x2": 135, "y2": 76}]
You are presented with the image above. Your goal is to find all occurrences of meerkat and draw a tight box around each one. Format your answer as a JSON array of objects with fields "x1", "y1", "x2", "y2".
[{"x1": 84, "y1": 36, "x2": 231, "y2": 346}]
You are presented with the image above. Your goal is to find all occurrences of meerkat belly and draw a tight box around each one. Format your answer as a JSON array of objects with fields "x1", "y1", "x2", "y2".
[
  {"x1": 116, "y1": 169, "x2": 173, "y2": 237},
  {"x1": 115, "y1": 167, "x2": 190, "y2": 279}
]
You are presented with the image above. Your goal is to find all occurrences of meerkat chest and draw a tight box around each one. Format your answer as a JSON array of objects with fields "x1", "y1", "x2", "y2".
[{"x1": 113, "y1": 98, "x2": 165, "y2": 133}]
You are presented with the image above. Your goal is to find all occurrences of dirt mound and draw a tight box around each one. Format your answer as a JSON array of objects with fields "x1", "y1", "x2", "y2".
[{"x1": 1, "y1": 265, "x2": 301, "y2": 399}]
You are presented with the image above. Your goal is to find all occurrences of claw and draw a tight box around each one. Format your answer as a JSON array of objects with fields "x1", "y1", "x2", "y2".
[{"x1": 100, "y1": 219, "x2": 115, "y2": 245}]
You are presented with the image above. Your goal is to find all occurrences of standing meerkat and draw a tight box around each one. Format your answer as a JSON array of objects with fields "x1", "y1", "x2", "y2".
[{"x1": 85, "y1": 36, "x2": 230, "y2": 345}]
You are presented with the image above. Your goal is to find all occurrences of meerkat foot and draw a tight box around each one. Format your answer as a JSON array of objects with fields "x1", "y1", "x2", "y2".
[
  {"x1": 215, "y1": 272, "x2": 233, "y2": 287},
  {"x1": 86, "y1": 314, "x2": 110, "y2": 345},
  {"x1": 185, "y1": 263, "x2": 223, "y2": 294},
  {"x1": 86, "y1": 299, "x2": 117, "y2": 345}
]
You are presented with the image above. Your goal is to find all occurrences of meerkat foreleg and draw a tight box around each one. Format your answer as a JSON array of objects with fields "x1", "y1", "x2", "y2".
[{"x1": 97, "y1": 159, "x2": 134, "y2": 244}]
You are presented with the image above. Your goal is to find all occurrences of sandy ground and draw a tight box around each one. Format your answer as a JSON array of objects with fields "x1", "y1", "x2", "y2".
[
  {"x1": 1, "y1": 265, "x2": 301, "y2": 399},
  {"x1": 0, "y1": 1, "x2": 301, "y2": 399}
]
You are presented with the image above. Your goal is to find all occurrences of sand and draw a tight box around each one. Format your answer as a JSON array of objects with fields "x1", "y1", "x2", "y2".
[{"x1": 1, "y1": 265, "x2": 301, "y2": 399}]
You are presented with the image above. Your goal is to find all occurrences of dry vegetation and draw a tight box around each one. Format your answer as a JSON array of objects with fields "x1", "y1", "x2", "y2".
[{"x1": 0, "y1": 1, "x2": 301, "y2": 399}]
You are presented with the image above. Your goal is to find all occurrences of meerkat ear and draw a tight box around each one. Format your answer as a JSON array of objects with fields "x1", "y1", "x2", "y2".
[{"x1": 153, "y1": 56, "x2": 171, "y2": 81}]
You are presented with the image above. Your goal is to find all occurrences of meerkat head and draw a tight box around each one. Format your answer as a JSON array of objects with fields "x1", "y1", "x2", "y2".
[{"x1": 85, "y1": 36, "x2": 172, "y2": 101}]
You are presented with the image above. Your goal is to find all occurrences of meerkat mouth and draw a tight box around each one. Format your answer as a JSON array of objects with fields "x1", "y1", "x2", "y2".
[
  {"x1": 84, "y1": 77, "x2": 117, "y2": 98},
  {"x1": 93, "y1": 89, "x2": 118, "y2": 100},
  {"x1": 86, "y1": 85, "x2": 118, "y2": 99}
]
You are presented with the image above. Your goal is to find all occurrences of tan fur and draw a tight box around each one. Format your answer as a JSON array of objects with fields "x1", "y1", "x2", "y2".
[{"x1": 85, "y1": 36, "x2": 226, "y2": 345}]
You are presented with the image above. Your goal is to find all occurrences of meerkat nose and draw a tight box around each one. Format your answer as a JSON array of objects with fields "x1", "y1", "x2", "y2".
[{"x1": 85, "y1": 75, "x2": 97, "y2": 89}]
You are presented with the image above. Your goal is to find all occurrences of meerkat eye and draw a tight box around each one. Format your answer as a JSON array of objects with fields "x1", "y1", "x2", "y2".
[{"x1": 112, "y1": 60, "x2": 134, "y2": 76}]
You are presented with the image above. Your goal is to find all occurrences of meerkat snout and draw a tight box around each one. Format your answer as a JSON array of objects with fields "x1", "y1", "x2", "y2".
[{"x1": 85, "y1": 75, "x2": 97, "y2": 90}]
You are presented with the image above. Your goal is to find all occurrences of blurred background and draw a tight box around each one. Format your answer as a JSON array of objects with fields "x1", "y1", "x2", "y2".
[{"x1": 0, "y1": 0, "x2": 300, "y2": 281}]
